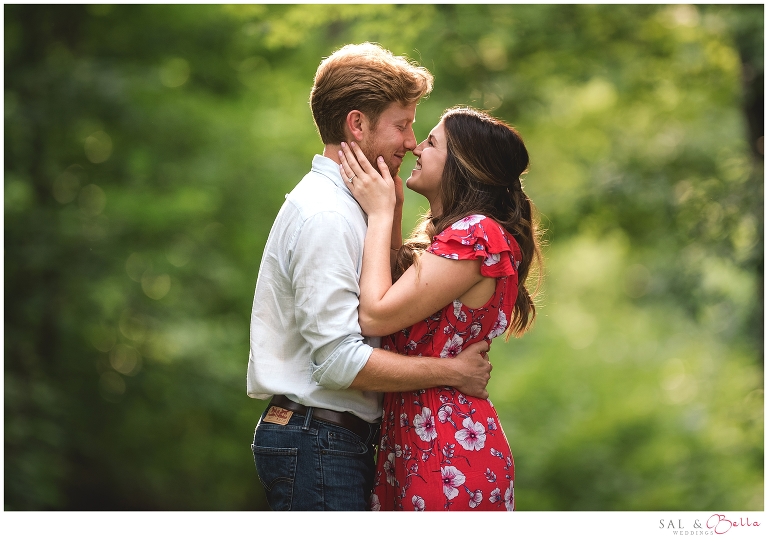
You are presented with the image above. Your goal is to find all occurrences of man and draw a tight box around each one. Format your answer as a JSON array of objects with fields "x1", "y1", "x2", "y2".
[{"x1": 248, "y1": 43, "x2": 492, "y2": 511}]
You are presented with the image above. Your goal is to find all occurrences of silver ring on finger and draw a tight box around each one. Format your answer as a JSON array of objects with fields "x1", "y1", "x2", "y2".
[{"x1": 347, "y1": 174, "x2": 356, "y2": 183}]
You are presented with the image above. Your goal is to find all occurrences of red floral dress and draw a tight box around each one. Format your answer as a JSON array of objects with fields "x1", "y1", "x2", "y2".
[{"x1": 370, "y1": 215, "x2": 521, "y2": 511}]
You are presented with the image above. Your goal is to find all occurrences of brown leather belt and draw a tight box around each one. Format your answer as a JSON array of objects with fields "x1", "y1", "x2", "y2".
[{"x1": 268, "y1": 394, "x2": 377, "y2": 443}]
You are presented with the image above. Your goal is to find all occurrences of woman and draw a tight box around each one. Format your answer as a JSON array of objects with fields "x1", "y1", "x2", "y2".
[{"x1": 338, "y1": 106, "x2": 543, "y2": 511}]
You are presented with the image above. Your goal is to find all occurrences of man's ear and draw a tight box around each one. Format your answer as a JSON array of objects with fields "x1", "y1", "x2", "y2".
[{"x1": 345, "y1": 110, "x2": 366, "y2": 142}]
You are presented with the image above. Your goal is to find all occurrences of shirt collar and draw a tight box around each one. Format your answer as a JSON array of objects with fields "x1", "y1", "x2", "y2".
[
  {"x1": 311, "y1": 154, "x2": 348, "y2": 192},
  {"x1": 311, "y1": 154, "x2": 366, "y2": 219}
]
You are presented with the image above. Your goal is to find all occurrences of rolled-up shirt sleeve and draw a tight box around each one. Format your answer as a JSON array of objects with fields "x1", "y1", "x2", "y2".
[{"x1": 289, "y1": 210, "x2": 373, "y2": 390}]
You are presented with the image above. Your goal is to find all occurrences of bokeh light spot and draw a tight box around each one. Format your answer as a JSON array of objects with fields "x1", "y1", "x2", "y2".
[
  {"x1": 81, "y1": 214, "x2": 109, "y2": 241},
  {"x1": 578, "y1": 78, "x2": 617, "y2": 113},
  {"x1": 666, "y1": 4, "x2": 700, "y2": 27},
  {"x1": 84, "y1": 131, "x2": 113, "y2": 163},
  {"x1": 119, "y1": 310, "x2": 146, "y2": 343},
  {"x1": 478, "y1": 36, "x2": 507, "y2": 71},
  {"x1": 4, "y1": 176, "x2": 33, "y2": 213},
  {"x1": 484, "y1": 92, "x2": 503, "y2": 110},
  {"x1": 78, "y1": 184, "x2": 107, "y2": 216},
  {"x1": 142, "y1": 272, "x2": 171, "y2": 300},
  {"x1": 126, "y1": 253, "x2": 150, "y2": 282},
  {"x1": 109, "y1": 344, "x2": 142, "y2": 376},
  {"x1": 88, "y1": 323, "x2": 117, "y2": 353},
  {"x1": 661, "y1": 358, "x2": 698, "y2": 404},
  {"x1": 160, "y1": 57, "x2": 190, "y2": 88},
  {"x1": 203, "y1": 221, "x2": 224, "y2": 240},
  {"x1": 166, "y1": 236, "x2": 195, "y2": 267},
  {"x1": 452, "y1": 45, "x2": 478, "y2": 69},
  {"x1": 98, "y1": 371, "x2": 126, "y2": 402},
  {"x1": 53, "y1": 166, "x2": 83, "y2": 203}
]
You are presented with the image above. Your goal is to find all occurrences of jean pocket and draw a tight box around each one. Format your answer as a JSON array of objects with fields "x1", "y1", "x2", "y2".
[
  {"x1": 322, "y1": 429, "x2": 369, "y2": 457},
  {"x1": 252, "y1": 445, "x2": 298, "y2": 510}
]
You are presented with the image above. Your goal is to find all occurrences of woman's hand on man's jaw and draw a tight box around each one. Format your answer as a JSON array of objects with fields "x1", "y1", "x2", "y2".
[{"x1": 338, "y1": 141, "x2": 396, "y2": 218}]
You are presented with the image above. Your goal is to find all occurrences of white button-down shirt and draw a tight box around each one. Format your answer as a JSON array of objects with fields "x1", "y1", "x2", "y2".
[{"x1": 247, "y1": 155, "x2": 382, "y2": 423}]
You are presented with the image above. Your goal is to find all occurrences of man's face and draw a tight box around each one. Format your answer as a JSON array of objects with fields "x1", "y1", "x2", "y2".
[{"x1": 359, "y1": 102, "x2": 418, "y2": 178}]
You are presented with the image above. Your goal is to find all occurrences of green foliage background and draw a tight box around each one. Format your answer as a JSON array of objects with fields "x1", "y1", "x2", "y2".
[{"x1": 4, "y1": 4, "x2": 763, "y2": 510}]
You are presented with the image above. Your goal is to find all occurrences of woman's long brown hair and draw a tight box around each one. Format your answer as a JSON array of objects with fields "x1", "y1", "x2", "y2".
[{"x1": 394, "y1": 106, "x2": 544, "y2": 338}]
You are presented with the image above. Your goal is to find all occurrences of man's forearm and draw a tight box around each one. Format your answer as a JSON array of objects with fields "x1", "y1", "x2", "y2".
[
  {"x1": 349, "y1": 339, "x2": 491, "y2": 398},
  {"x1": 349, "y1": 347, "x2": 458, "y2": 392}
]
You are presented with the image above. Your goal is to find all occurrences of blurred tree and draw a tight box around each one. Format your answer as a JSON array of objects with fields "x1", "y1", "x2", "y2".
[{"x1": 4, "y1": 4, "x2": 762, "y2": 511}]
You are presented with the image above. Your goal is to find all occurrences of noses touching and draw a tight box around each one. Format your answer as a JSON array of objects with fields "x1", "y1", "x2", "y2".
[
  {"x1": 412, "y1": 139, "x2": 426, "y2": 158},
  {"x1": 404, "y1": 128, "x2": 417, "y2": 152}
]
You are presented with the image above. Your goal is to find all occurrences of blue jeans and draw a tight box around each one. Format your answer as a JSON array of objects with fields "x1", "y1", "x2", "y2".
[{"x1": 252, "y1": 408, "x2": 378, "y2": 510}]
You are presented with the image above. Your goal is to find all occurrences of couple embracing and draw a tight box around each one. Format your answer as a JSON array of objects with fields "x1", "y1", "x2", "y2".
[{"x1": 247, "y1": 42, "x2": 543, "y2": 511}]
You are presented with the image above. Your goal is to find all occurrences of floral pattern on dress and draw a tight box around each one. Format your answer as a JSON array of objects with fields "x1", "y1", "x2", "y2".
[{"x1": 371, "y1": 215, "x2": 521, "y2": 511}]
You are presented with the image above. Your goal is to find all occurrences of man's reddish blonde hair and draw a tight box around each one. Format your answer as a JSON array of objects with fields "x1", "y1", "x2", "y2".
[{"x1": 310, "y1": 43, "x2": 434, "y2": 144}]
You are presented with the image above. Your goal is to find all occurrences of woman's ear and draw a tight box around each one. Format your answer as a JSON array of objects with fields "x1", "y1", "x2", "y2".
[{"x1": 345, "y1": 110, "x2": 366, "y2": 142}]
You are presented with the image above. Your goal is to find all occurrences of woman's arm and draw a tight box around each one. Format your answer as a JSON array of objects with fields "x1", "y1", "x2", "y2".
[
  {"x1": 339, "y1": 142, "x2": 486, "y2": 337},
  {"x1": 390, "y1": 176, "x2": 404, "y2": 272},
  {"x1": 359, "y1": 250, "x2": 484, "y2": 336}
]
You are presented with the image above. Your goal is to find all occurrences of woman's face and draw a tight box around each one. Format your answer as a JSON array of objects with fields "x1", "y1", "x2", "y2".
[{"x1": 405, "y1": 119, "x2": 448, "y2": 209}]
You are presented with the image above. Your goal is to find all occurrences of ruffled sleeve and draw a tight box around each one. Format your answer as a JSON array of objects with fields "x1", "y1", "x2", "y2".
[{"x1": 427, "y1": 214, "x2": 521, "y2": 279}]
